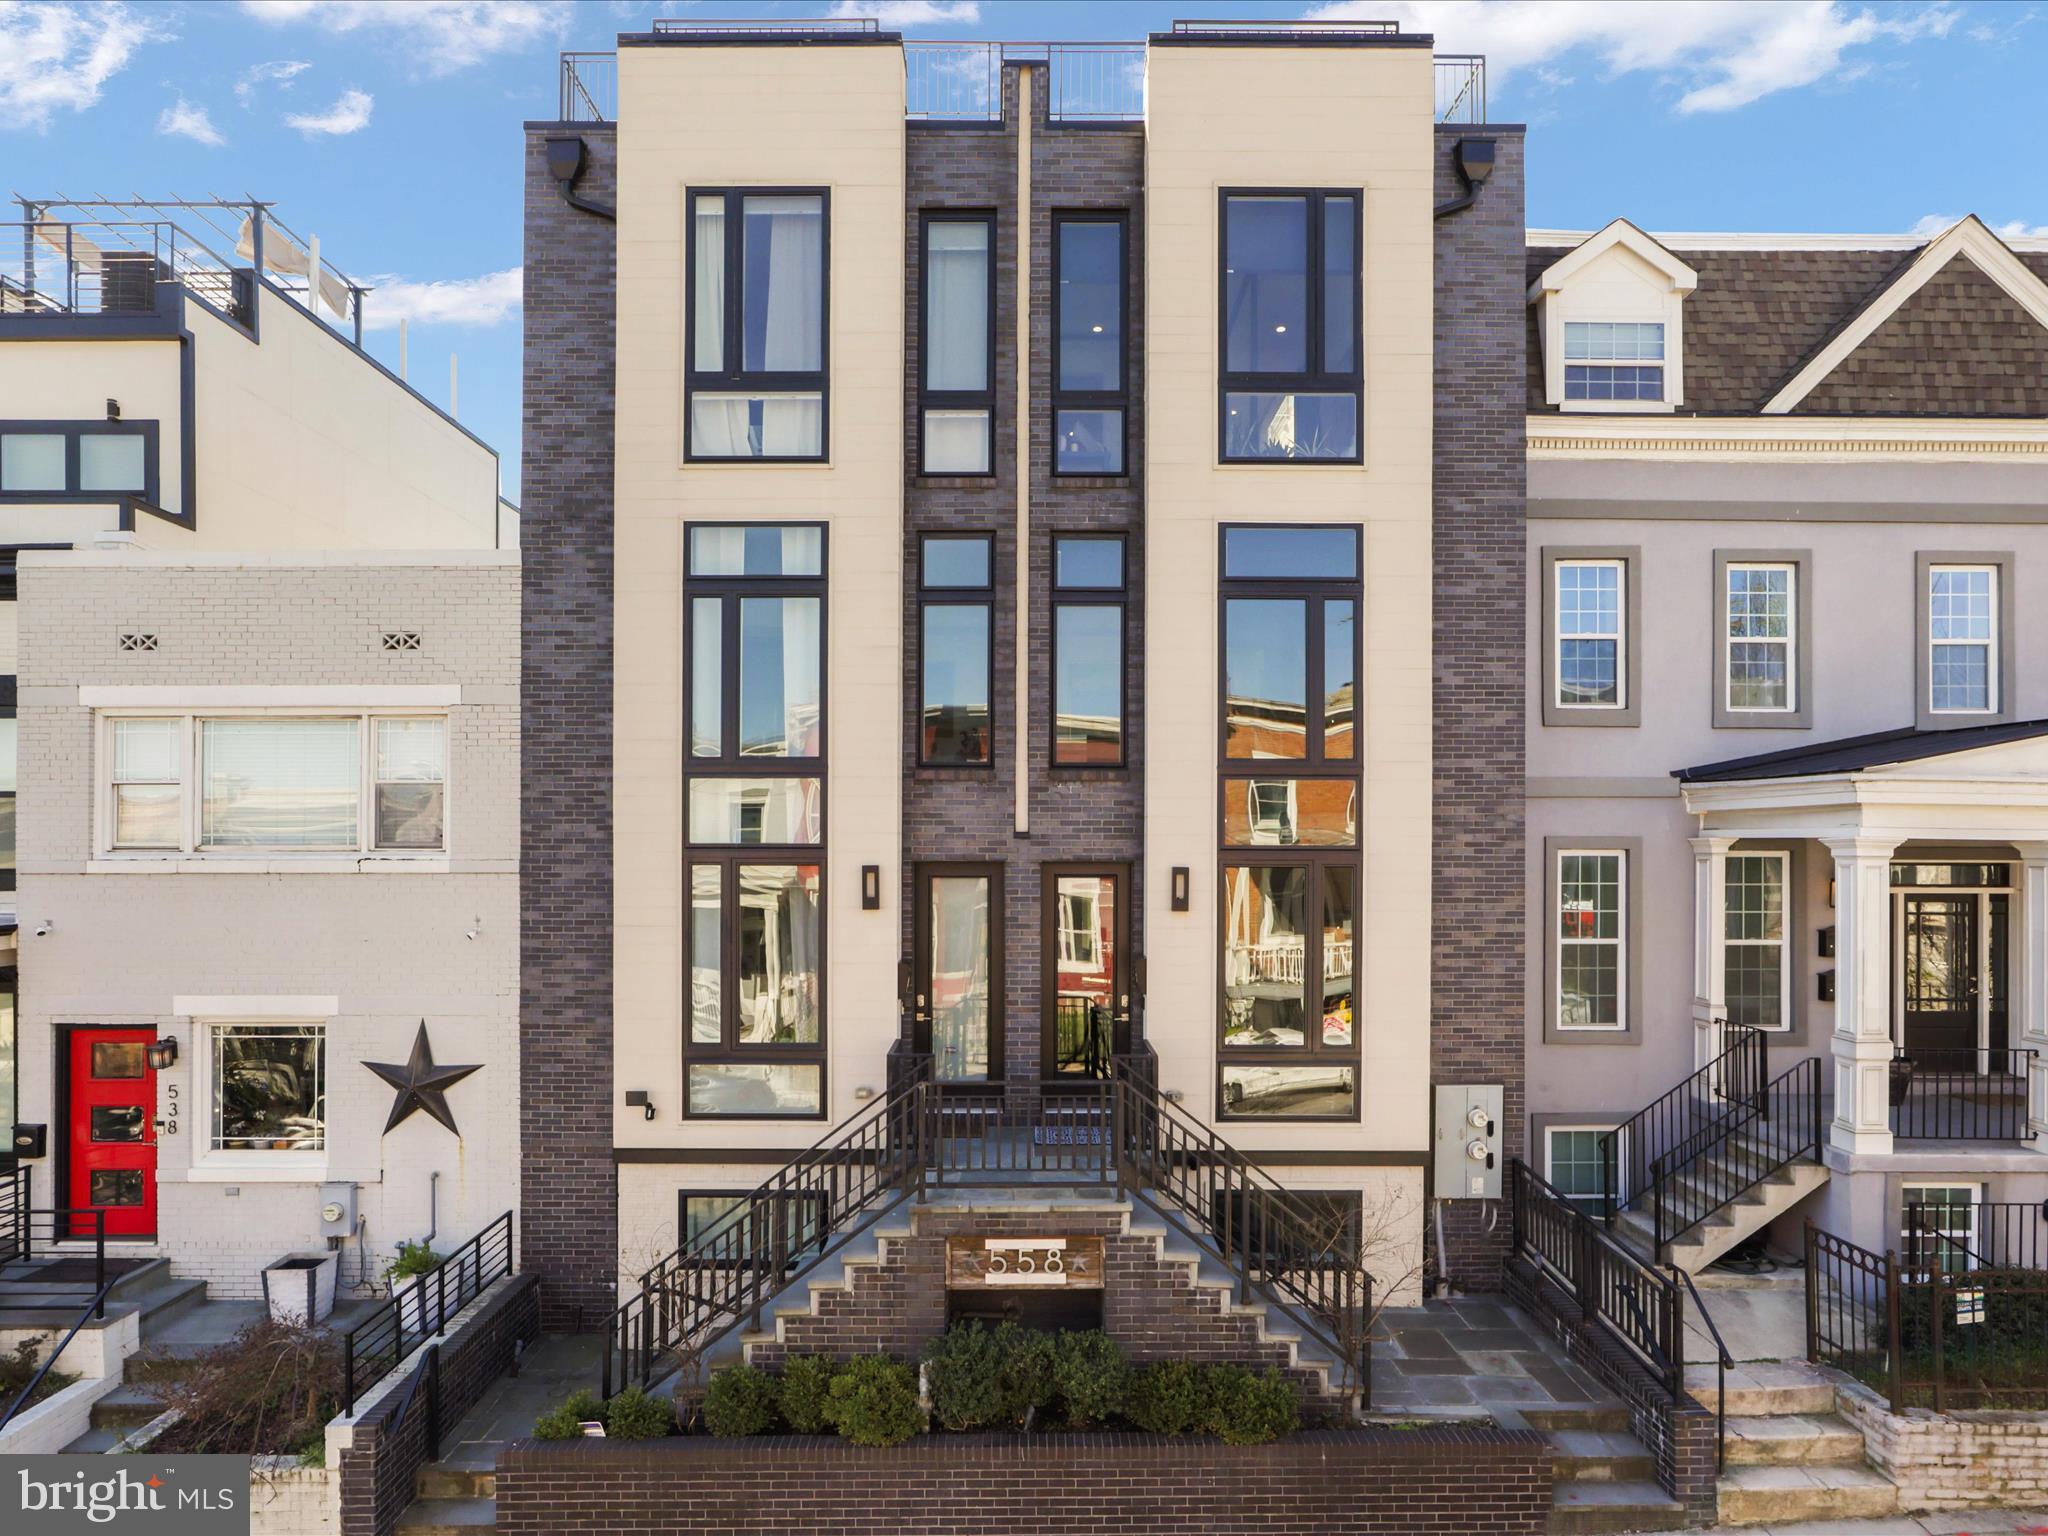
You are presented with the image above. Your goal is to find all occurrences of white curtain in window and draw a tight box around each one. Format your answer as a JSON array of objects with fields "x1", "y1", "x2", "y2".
[
  {"x1": 690, "y1": 395, "x2": 752, "y2": 457},
  {"x1": 692, "y1": 196, "x2": 726, "y2": 373},
  {"x1": 746, "y1": 195, "x2": 822, "y2": 373},
  {"x1": 924, "y1": 409, "x2": 989, "y2": 474},
  {"x1": 926, "y1": 221, "x2": 988, "y2": 390},
  {"x1": 760, "y1": 395, "x2": 821, "y2": 456}
]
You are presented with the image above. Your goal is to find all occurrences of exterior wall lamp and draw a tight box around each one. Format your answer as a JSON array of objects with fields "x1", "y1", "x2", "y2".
[
  {"x1": 1171, "y1": 867, "x2": 1190, "y2": 912},
  {"x1": 145, "y1": 1038, "x2": 180, "y2": 1071},
  {"x1": 862, "y1": 865, "x2": 881, "y2": 910},
  {"x1": 624, "y1": 1090, "x2": 656, "y2": 1122}
]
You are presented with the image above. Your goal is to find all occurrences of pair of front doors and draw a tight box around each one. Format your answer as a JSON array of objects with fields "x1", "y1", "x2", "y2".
[{"x1": 910, "y1": 864, "x2": 1131, "y2": 1081}]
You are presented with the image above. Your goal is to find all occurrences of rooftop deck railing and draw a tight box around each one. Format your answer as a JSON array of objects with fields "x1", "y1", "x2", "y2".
[{"x1": 560, "y1": 51, "x2": 618, "y2": 123}]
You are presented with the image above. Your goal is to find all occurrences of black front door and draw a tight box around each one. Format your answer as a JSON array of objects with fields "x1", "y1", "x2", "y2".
[{"x1": 1901, "y1": 894, "x2": 1979, "y2": 1059}]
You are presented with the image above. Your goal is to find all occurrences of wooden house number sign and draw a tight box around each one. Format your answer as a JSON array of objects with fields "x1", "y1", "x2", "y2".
[{"x1": 946, "y1": 1236, "x2": 1105, "y2": 1289}]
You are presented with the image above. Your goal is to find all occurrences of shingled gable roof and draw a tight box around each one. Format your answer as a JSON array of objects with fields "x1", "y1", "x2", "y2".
[
  {"x1": 1525, "y1": 219, "x2": 2048, "y2": 417},
  {"x1": 1525, "y1": 217, "x2": 1697, "y2": 301}
]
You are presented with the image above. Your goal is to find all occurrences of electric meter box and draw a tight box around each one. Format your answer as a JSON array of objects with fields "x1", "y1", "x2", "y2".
[
  {"x1": 319, "y1": 1181, "x2": 358, "y2": 1239},
  {"x1": 1434, "y1": 1084, "x2": 1503, "y2": 1200}
]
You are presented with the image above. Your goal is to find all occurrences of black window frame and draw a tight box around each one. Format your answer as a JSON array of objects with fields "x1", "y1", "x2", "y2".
[
  {"x1": 1051, "y1": 210, "x2": 1130, "y2": 479},
  {"x1": 677, "y1": 1187, "x2": 831, "y2": 1271},
  {"x1": 1217, "y1": 524, "x2": 1360, "y2": 772},
  {"x1": 1216, "y1": 189, "x2": 1363, "y2": 466},
  {"x1": 684, "y1": 187, "x2": 832, "y2": 465},
  {"x1": 916, "y1": 532, "x2": 997, "y2": 769},
  {"x1": 1049, "y1": 532, "x2": 1128, "y2": 770},
  {"x1": 682, "y1": 522, "x2": 829, "y2": 1121},
  {"x1": 917, "y1": 208, "x2": 998, "y2": 480},
  {"x1": 0, "y1": 419, "x2": 160, "y2": 504}
]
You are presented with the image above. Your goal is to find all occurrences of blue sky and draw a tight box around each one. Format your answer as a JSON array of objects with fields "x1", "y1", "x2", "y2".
[{"x1": 3, "y1": 0, "x2": 2043, "y2": 502}]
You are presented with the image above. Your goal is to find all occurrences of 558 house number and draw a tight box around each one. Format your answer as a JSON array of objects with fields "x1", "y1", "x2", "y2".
[{"x1": 945, "y1": 1235, "x2": 1105, "y2": 1290}]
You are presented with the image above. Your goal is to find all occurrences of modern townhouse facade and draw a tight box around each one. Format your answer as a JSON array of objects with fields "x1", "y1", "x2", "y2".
[
  {"x1": 1521, "y1": 214, "x2": 2048, "y2": 1269},
  {"x1": 521, "y1": 15, "x2": 1526, "y2": 1351},
  {"x1": 0, "y1": 200, "x2": 519, "y2": 1299}
]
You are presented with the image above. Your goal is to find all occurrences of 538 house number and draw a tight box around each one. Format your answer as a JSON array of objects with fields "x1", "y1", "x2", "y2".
[{"x1": 162, "y1": 1081, "x2": 180, "y2": 1136}]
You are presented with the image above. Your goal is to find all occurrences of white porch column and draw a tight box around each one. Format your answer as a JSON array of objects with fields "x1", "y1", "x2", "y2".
[
  {"x1": 1825, "y1": 835, "x2": 1900, "y2": 1156},
  {"x1": 1691, "y1": 835, "x2": 1737, "y2": 1069},
  {"x1": 2016, "y1": 842, "x2": 2048, "y2": 1151}
]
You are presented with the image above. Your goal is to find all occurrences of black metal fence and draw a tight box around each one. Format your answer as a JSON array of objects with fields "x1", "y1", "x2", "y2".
[
  {"x1": 1807, "y1": 1212, "x2": 2048, "y2": 1411},
  {"x1": 1891, "y1": 1048, "x2": 2036, "y2": 1142},
  {"x1": 343, "y1": 1211, "x2": 514, "y2": 1415},
  {"x1": 0, "y1": 1164, "x2": 26, "y2": 1264}
]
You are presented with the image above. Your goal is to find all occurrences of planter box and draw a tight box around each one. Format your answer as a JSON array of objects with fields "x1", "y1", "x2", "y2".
[
  {"x1": 263, "y1": 1252, "x2": 339, "y2": 1326},
  {"x1": 495, "y1": 1427, "x2": 1553, "y2": 1536}
]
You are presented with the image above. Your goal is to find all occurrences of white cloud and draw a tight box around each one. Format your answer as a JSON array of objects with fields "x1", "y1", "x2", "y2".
[
  {"x1": 238, "y1": 0, "x2": 567, "y2": 76},
  {"x1": 286, "y1": 86, "x2": 373, "y2": 136},
  {"x1": 360, "y1": 268, "x2": 522, "y2": 331},
  {"x1": 236, "y1": 58, "x2": 311, "y2": 106},
  {"x1": 156, "y1": 94, "x2": 224, "y2": 145},
  {"x1": 1310, "y1": 1, "x2": 1957, "y2": 113},
  {"x1": 830, "y1": 1, "x2": 982, "y2": 24},
  {"x1": 1911, "y1": 213, "x2": 2048, "y2": 240},
  {"x1": 0, "y1": 0, "x2": 166, "y2": 131}
]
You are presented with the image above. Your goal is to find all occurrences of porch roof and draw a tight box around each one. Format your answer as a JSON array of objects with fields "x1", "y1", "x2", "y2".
[{"x1": 1676, "y1": 719, "x2": 2048, "y2": 784}]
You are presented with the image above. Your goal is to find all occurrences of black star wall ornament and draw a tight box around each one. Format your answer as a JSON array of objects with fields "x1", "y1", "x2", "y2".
[{"x1": 365, "y1": 1022, "x2": 482, "y2": 1137}]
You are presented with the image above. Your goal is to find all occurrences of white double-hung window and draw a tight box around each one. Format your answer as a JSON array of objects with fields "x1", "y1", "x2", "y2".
[
  {"x1": 1564, "y1": 322, "x2": 1664, "y2": 402},
  {"x1": 1555, "y1": 559, "x2": 1625, "y2": 710},
  {"x1": 1557, "y1": 848, "x2": 1625, "y2": 1030},
  {"x1": 1725, "y1": 563, "x2": 1795, "y2": 713},
  {"x1": 1928, "y1": 564, "x2": 1998, "y2": 713},
  {"x1": 100, "y1": 713, "x2": 447, "y2": 856}
]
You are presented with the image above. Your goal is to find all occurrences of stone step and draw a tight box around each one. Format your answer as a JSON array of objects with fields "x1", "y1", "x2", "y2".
[
  {"x1": 1550, "y1": 1429, "x2": 1657, "y2": 1483},
  {"x1": 89, "y1": 1382, "x2": 166, "y2": 1430},
  {"x1": 1714, "y1": 1462, "x2": 1897, "y2": 1526},
  {"x1": 1521, "y1": 1404, "x2": 1635, "y2": 1435},
  {"x1": 60, "y1": 1426, "x2": 124, "y2": 1454},
  {"x1": 396, "y1": 1497, "x2": 496, "y2": 1535},
  {"x1": 1688, "y1": 1361, "x2": 1836, "y2": 1418},
  {"x1": 1722, "y1": 1412, "x2": 1867, "y2": 1467},
  {"x1": 1546, "y1": 1480, "x2": 1687, "y2": 1535},
  {"x1": 417, "y1": 1466, "x2": 495, "y2": 1500},
  {"x1": 133, "y1": 1278, "x2": 210, "y2": 1340}
]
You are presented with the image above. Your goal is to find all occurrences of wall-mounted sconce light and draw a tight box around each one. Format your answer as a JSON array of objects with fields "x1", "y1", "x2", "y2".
[
  {"x1": 145, "y1": 1038, "x2": 180, "y2": 1071},
  {"x1": 862, "y1": 865, "x2": 881, "y2": 910},
  {"x1": 1828, "y1": 877, "x2": 1836, "y2": 910},
  {"x1": 853, "y1": 1085, "x2": 875, "y2": 1102},
  {"x1": 106, "y1": 398, "x2": 121, "y2": 421},
  {"x1": 1817, "y1": 971, "x2": 1836, "y2": 1002},
  {"x1": 1171, "y1": 867, "x2": 1190, "y2": 912},
  {"x1": 623, "y1": 1090, "x2": 656, "y2": 1122},
  {"x1": 1818, "y1": 925, "x2": 1836, "y2": 959}
]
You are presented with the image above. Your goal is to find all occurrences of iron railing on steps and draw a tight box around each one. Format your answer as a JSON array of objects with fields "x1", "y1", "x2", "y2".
[
  {"x1": 342, "y1": 1211, "x2": 513, "y2": 1415},
  {"x1": 1645, "y1": 1055, "x2": 1823, "y2": 1255},
  {"x1": 0, "y1": 1164, "x2": 28, "y2": 1264},
  {"x1": 1598, "y1": 1023, "x2": 1763, "y2": 1238}
]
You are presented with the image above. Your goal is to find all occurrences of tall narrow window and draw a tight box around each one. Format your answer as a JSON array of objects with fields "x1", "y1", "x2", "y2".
[
  {"x1": 1929, "y1": 564, "x2": 1997, "y2": 713},
  {"x1": 687, "y1": 190, "x2": 827, "y2": 461},
  {"x1": 684, "y1": 526, "x2": 827, "y2": 1118},
  {"x1": 920, "y1": 212, "x2": 994, "y2": 475},
  {"x1": 1725, "y1": 563, "x2": 1795, "y2": 713},
  {"x1": 919, "y1": 534, "x2": 994, "y2": 765},
  {"x1": 1219, "y1": 191, "x2": 1361, "y2": 463},
  {"x1": 1052, "y1": 535, "x2": 1125, "y2": 766},
  {"x1": 1555, "y1": 559, "x2": 1624, "y2": 710},
  {"x1": 1724, "y1": 852, "x2": 1788, "y2": 1031},
  {"x1": 1557, "y1": 849, "x2": 1625, "y2": 1031},
  {"x1": 1563, "y1": 322, "x2": 1665, "y2": 402},
  {"x1": 1053, "y1": 214, "x2": 1126, "y2": 475}
]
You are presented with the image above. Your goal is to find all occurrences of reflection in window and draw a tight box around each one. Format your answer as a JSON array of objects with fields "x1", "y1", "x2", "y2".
[
  {"x1": 1222, "y1": 865, "x2": 1307, "y2": 1046},
  {"x1": 736, "y1": 865, "x2": 821, "y2": 1044},
  {"x1": 89, "y1": 1170, "x2": 146, "y2": 1206},
  {"x1": 1324, "y1": 600, "x2": 1354, "y2": 760},
  {"x1": 1221, "y1": 1064, "x2": 1355, "y2": 1118},
  {"x1": 687, "y1": 778, "x2": 822, "y2": 845},
  {"x1": 1222, "y1": 526, "x2": 1359, "y2": 581},
  {"x1": 931, "y1": 874, "x2": 993, "y2": 1081},
  {"x1": 373, "y1": 718, "x2": 446, "y2": 850},
  {"x1": 1558, "y1": 851, "x2": 1624, "y2": 1030},
  {"x1": 1054, "y1": 216, "x2": 1126, "y2": 474},
  {"x1": 1222, "y1": 780, "x2": 1355, "y2": 847},
  {"x1": 739, "y1": 598, "x2": 822, "y2": 757},
  {"x1": 91, "y1": 1041, "x2": 146, "y2": 1079},
  {"x1": 687, "y1": 1063, "x2": 821, "y2": 1117},
  {"x1": 690, "y1": 865, "x2": 722, "y2": 1045},
  {"x1": 920, "y1": 536, "x2": 995, "y2": 765},
  {"x1": 1556, "y1": 560, "x2": 1623, "y2": 708},
  {"x1": 1224, "y1": 599, "x2": 1306, "y2": 760},
  {"x1": 1053, "y1": 536, "x2": 1127, "y2": 768},
  {"x1": 212, "y1": 1023, "x2": 325, "y2": 1151},
  {"x1": 1220, "y1": 191, "x2": 1360, "y2": 462},
  {"x1": 0, "y1": 714, "x2": 13, "y2": 893},
  {"x1": 1321, "y1": 865, "x2": 1355, "y2": 1047}
]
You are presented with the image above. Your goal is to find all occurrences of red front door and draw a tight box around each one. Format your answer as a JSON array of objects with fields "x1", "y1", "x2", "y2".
[{"x1": 68, "y1": 1027, "x2": 157, "y2": 1238}]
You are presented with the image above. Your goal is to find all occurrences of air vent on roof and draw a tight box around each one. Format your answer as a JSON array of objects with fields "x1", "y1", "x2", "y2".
[
  {"x1": 381, "y1": 631, "x2": 423, "y2": 652},
  {"x1": 118, "y1": 633, "x2": 158, "y2": 652}
]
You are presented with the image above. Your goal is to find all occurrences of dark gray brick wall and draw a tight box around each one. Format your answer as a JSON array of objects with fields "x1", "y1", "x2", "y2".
[
  {"x1": 520, "y1": 125, "x2": 619, "y2": 1330},
  {"x1": 902, "y1": 67, "x2": 1147, "y2": 1082},
  {"x1": 1431, "y1": 126, "x2": 1529, "y2": 1289}
]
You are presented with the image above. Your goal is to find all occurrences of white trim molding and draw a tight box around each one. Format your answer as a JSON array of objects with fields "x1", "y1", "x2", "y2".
[
  {"x1": 1529, "y1": 219, "x2": 1698, "y2": 415},
  {"x1": 173, "y1": 995, "x2": 340, "y2": 1017},
  {"x1": 1529, "y1": 228, "x2": 2048, "y2": 254},
  {"x1": 1529, "y1": 415, "x2": 2048, "y2": 463},
  {"x1": 1764, "y1": 216, "x2": 2048, "y2": 414},
  {"x1": 80, "y1": 686, "x2": 461, "y2": 708}
]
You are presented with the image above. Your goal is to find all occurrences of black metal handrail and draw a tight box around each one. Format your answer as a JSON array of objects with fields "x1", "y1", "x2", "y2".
[
  {"x1": 1512, "y1": 1159, "x2": 1683, "y2": 1401},
  {"x1": 384, "y1": 1342, "x2": 442, "y2": 1460},
  {"x1": 1599, "y1": 1023, "x2": 1763, "y2": 1232},
  {"x1": 0, "y1": 1260, "x2": 121, "y2": 1432},
  {"x1": 1647, "y1": 1055, "x2": 1822, "y2": 1254},
  {"x1": 0, "y1": 1205, "x2": 109, "y2": 1311},
  {"x1": 1891, "y1": 1048, "x2": 2036, "y2": 1141},
  {"x1": 1673, "y1": 1264, "x2": 1733, "y2": 1471},
  {"x1": 1109, "y1": 1068, "x2": 1375, "y2": 1404},
  {"x1": 343, "y1": 1211, "x2": 513, "y2": 1415},
  {"x1": 0, "y1": 1165, "x2": 28, "y2": 1264}
]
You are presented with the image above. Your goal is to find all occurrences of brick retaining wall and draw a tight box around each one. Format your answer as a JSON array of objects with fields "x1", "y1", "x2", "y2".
[
  {"x1": 497, "y1": 1426, "x2": 1551, "y2": 1535},
  {"x1": 1837, "y1": 1378, "x2": 2048, "y2": 1510}
]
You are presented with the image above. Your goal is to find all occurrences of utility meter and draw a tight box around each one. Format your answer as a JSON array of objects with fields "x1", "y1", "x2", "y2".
[
  {"x1": 1434, "y1": 1085, "x2": 1504, "y2": 1200},
  {"x1": 319, "y1": 1181, "x2": 358, "y2": 1239}
]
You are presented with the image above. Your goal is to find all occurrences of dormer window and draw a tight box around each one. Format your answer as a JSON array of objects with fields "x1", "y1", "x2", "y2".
[{"x1": 1564, "y1": 323, "x2": 1664, "y2": 403}]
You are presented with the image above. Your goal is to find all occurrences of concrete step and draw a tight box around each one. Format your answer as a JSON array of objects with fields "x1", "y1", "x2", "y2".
[
  {"x1": 133, "y1": 1278, "x2": 210, "y2": 1340},
  {"x1": 1550, "y1": 1429, "x2": 1657, "y2": 1483},
  {"x1": 1688, "y1": 1361, "x2": 1836, "y2": 1418},
  {"x1": 1547, "y1": 1480, "x2": 1687, "y2": 1535},
  {"x1": 1521, "y1": 1404, "x2": 1635, "y2": 1435},
  {"x1": 417, "y1": 1466, "x2": 495, "y2": 1500},
  {"x1": 1722, "y1": 1412, "x2": 1867, "y2": 1467},
  {"x1": 396, "y1": 1497, "x2": 496, "y2": 1535},
  {"x1": 89, "y1": 1382, "x2": 166, "y2": 1430},
  {"x1": 1714, "y1": 1462, "x2": 1897, "y2": 1526},
  {"x1": 60, "y1": 1426, "x2": 125, "y2": 1454}
]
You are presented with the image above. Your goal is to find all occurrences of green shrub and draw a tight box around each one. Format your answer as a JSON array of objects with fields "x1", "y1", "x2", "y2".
[
  {"x1": 604, "y1": 1385, "x2": 675, "y2": 1440},
  {"x1": 922, "y1": 1323, "x2": 1011, "y2": 1432},
  {"x1": 1052, "y1": 1331, "x2": 1127, "y2": 1429},
  {"x1": 778, "y1": 1355, "x2": 838, "y2": 1434},
  {"x1": 703, "y1": 1366, "x2": 782, "y2": 1438},
  {"x1": 1124, "y1": 1360, "x2": 1203, "y2": 1435},
  {"x1": 1197, "y1": 1365, "x2": 1300, "y2": 1445},
  {"x1": 386, "y1": 1240, "x2": 444, "y2": 1285},
  {"x1": 825, "y1": 1356, "x2": 923, "y2": 1447},
  {"x1": 995, "y1": 1323, "x2": 1060, "y2": 1423},
  {"x1": 533, "y1": 1388, "x2": 603, "y2": 1441}
]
